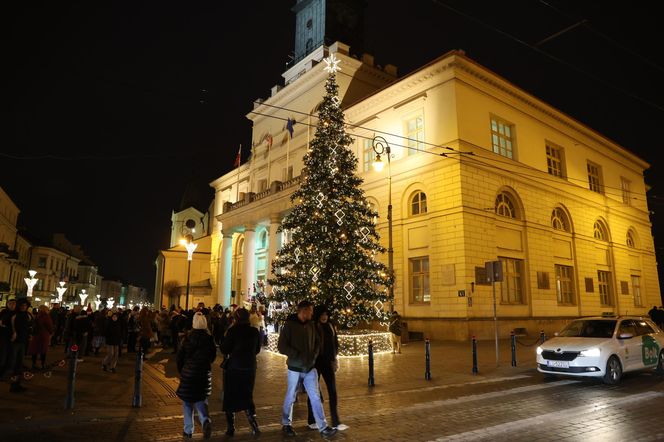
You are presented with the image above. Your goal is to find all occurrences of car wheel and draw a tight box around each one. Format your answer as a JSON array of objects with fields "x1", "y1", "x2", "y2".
[
  {"x1": 603, "y1": 356, "x2": 622, "y2": 385},
  {"x1": 656, "y1": 350, "x2": 664, "y2": 375}
]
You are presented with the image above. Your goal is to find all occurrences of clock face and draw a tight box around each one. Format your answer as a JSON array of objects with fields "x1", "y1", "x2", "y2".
[{"x1": 181, "y1": 218, "x2": 196, "y2": 235}]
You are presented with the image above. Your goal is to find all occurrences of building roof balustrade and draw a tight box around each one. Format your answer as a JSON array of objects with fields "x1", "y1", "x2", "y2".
[{"x1": 223, "y1": 175, "x2": 302, "y2": 214}]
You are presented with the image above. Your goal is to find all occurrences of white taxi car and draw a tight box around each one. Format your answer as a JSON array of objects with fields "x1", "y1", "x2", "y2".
[{"x1": 536, "y1": 316, "x2": 664, "y2": 384}]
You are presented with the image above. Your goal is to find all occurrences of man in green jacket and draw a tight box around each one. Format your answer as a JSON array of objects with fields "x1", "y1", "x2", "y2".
[{"x1": 278, "y1": 300, "x2": 336, "y2": 438}]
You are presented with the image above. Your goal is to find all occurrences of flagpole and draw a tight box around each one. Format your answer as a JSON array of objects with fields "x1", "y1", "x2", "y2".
[
  {"x1": 286, "y1": 131, "x2": 290, "y2": 181},
  {"x1": 235, "y1": 144, "x2": 241, "y2": 203},
  {"x1": 267, "y1": 138, "x2": 272, "y2": 187}
]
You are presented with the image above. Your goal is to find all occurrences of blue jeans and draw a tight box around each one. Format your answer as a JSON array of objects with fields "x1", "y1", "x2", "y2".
[
  {"x1": 183, "y1": 399, "x2": 209, "y2": 435},
  {"x1": 282, "y1": 368, "x2": 328, "y2": 430}
]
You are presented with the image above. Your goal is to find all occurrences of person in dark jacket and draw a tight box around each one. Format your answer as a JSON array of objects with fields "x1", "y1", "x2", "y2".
[
  {"x1": 278, "y1": 300, "x2": 336, "y2": 438},
  {"x1": 0, "y1": 298, "x2": 16, "y2": 375},
  {"x1": 306, "y1": 305, "x2": 346, "y2": 431},
  {"x1": 6, "y1": 298, "x2": 33, "y2": 392},
  {"x1": 220, "y1": 308, "x2": 261, "y2": 436},
  {"x1": 389, "y1": 310, "x2": 402, "y2": 354},
  {"x1": 176, "y1": 312, "x2": 216, "y2": 440},
  {"x1": 102, "y1": 311, "x2": 122, "y2": 373}
]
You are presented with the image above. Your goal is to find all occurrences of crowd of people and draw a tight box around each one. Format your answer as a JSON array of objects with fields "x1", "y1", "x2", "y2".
[{"x1": 0, "y1": 297, "x2": 346, "y2": 439}]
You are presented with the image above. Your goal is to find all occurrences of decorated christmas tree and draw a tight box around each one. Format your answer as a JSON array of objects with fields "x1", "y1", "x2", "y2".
[{"x1": 268, "y1": 54, "x2": 393, "y2": 329}]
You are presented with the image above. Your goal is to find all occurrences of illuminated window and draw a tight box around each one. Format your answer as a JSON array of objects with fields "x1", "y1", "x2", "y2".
[
  {"x1": 495, "y1": 192, "x2": 517, "y2": 219},
  {"x1": 598, "y1": 270, "x2": 613, "y2": 306},
  {"x1": 587, "y1": 162, "x2": 602, "y2": 193},
  {"x1": 626, "y1": 229, "x2": 636, "y2": 248},
  {"x1": 593, "y1": 220, "x2": 608, "y2": 241},
  {"x1": 409, "y1": 256, "x2": 430, "y2": 303},
  {"x1": 621, "y1": 177, "x2": 631, "y2": 205},
  {"x1": 632, "y1": 275, "x2": 642, "y2": 307},
  {"x1": 363, "y1": 139, "x2": 377, "y2": 172},
  {"x1": 405, "y1": 114, "x2": 425, "y2": 155},
  {"x1": 259, "y1": 231, "x2": 268, "y2": 249},
  {"x1": 555, "y1": 265, "x2": 575, "y2": 304},
  {"x1": 551, "y1": 207, "x2": 570, "y2": 232},
  {"x1": 490, "y1": 117, "x2": 514, "y2": 159},
  {"x1": 546, "y1": 144, "x2": 564, "y2": 178},
  {"x1": 409, "y1": 191, "x2": 427, "y2": 216},
  {"x1": 499, "y1": 257, "x2": 524, "y2": 304}
]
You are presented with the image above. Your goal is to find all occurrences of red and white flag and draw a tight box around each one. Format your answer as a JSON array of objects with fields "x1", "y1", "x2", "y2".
[{"x1": 233, "y1": 145, "x2": 241, "y2": 168}]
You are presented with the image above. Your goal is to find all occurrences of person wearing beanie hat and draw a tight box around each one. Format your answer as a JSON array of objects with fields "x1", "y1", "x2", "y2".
[
  {"x1": 176, "y1": 311, "x2": 217, "y2": 440},
  {"x1": 193, "y1": 312, "x2": 208, "y2": 330}
]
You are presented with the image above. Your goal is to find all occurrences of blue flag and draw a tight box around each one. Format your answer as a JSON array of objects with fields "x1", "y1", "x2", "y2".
[{"x1": 286, "y1": 118, "x2": 295, "y2": 138}]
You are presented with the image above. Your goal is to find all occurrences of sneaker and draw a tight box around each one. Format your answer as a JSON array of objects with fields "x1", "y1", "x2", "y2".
[
  {"x1": 335, "y1": 424, "x2": 349, "y2": 431},
  {"x1": 320, "y1": 426, "x2": 338, "y2": 437},
  {"x1": 282, "y1": 425, "x2": 297, "y2": 437},
  {"x1": 203, "y1": 419, "x2": 212, "y2": 440},
  {"x1": 308, "y1": 423, "x2": 319, "y2": 430},
  {"x1": 182, "y1": 432, "x2": 192, "y2": 439}
]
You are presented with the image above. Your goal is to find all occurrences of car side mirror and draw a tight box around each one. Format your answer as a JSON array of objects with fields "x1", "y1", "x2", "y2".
[{"x1": 618, "y1": 332, "x2": 634, "y2": 339}]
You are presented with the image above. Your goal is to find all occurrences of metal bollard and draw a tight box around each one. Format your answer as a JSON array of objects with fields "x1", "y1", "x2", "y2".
[
  {"x1": 471, "y1": 336, "x2": 478, "y2": 375},
  {"x1": 540, "y1": 330, "x2": 546, "y2": 344},
  {"x1": 511, "y1": 330, "x2": 517, "y2": 367},
  {"x1": 65, "y1": 344, "x2": 79, "y2": 409},
  {"x1": 132, "y1": 350, "x2": 144, "y2": 407},
  {"x1": 368, "y1": 339, "x2": 375, "y2": 387},
  {"x1": 425, "y1": 338, "x2": 432, "y2": 380}
]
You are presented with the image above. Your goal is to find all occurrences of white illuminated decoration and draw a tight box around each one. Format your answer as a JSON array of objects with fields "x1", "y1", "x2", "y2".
[
  {"x1": 315, "y1": 192, "x2": 325, "y2": 208},
  {"x1": 335, "y1": 209, "x2": 346, "y2": 225},
  {"x1": 343, "y1": 281, "x2": 355, "y2": 300},
  {"x1": 331, "y1": 96, "x2": 341, "y2": 107},
  {"x1": 24, "y1": 270, "x2": 39, "y2": 298},
  {"x1": 79, "y1": 289, "x2": 88, "y2": 306},
  {"x1": 309, "y1": 266, "x2": 320, "y2": 282},
  {"x1": 294, "y1": 247, "x2": 302, "y2": 263},
  {"x1": 323, "y1": 53, "x2": 341, "y2": 74},
  {"x1": 359, "y1": 226, "x2": 370, "y2": 242},
  {"x1": 94, "y1": 295, "x2": 102, "y2": 311},
  {"x1": 56, "y1": 281, "x2": 67, "y2": 303},
  {"x1": 180, "y1": 238, "x2": 198, "y2": 260},
  {"x1": 107, "y1": 297, "x2": 115, "y2": 309},
  {"x1": 267, "y1": 330, "x2": 391, "y2": 357}
]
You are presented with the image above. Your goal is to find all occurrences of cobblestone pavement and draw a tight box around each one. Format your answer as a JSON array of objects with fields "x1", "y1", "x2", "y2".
[{"x1": 1, "y1": 338, "x2": 663, "y2": 442}]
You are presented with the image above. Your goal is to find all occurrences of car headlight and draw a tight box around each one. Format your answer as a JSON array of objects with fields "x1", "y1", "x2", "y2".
[
  {"x1": 580, "y1": 348, "x2": 601, "y2": 357},
  {"x1": 536, "y1": 346, "x2": 543, "y2": 355}
]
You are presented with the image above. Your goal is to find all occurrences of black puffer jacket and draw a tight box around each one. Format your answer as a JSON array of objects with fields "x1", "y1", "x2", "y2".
[{"x1": 176, "y1": 329, "x2": 217, "y2": 403}]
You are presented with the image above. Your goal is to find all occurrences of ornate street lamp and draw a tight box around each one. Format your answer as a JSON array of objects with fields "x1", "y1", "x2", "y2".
[
  {"x1": 24, "y1": 270, "x2": 39, "y2": 298},
  {"x1": 179, "y1": 234, "x2": 198, "y2": 311},
  {"x1": 56, "y1": 281, "x2": 67, "y2": 304},
  {"x1": 79, "y1": 289, "x2": 88, "y2": 306},
  {"x1": 107, "y1": 297, "x2": 115, "y2": 309},
  {"x1": 94, "y1": 295, "x2": 102, "y2": 311},
  {"x1": 372, "y1": 136, "x2": 394, "y2": 311}
]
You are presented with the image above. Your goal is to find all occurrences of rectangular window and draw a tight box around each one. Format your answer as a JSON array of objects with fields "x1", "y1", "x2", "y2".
[
  {"x1": 499, "y1": 257, "x2": 524, "y2": 304},
  {"x1": 281, "y1": 166, "x2": 293, "y2": 182},
  {"x1": 621, "y1": 177, "x2": 631, "y2": 205},
  {"x1": 631, "y1": 275, "x2": 642, "y2": 307},
  {"x1": 598, "y1": 270, "x2": 613, "y2": 306},
  {"x1": 258, "y1": 179, "x2": 268, "y2": 192},
  {"x1": 38, "y1": 256, "x2": 47, "y2": 268},
  {"x1": 555, "y1": 265, "x2": 575, "y2": 304},
  {"x1": 405, "y1": 114, "x2": 425, "y2": 155},
  {"x1": 363, "y1": 138, "x2": 377, "y2": 172},
  {"x1": 587, "y1": 162, "x2": 603, "y2": 193},
  {"x1": 490, "y1": 117, "x2": 514, "y2": 159},
  {"x1": 409, "y1": 256, "x2": 430, "y2": 303},
  {"x1": 546, "y1": 144, "x2": 564, "y2": 178}
]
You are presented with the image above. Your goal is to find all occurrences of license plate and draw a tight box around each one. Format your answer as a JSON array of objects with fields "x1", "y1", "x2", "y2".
[{"x1": 547, "y1": 360, "x2": 569, "y2": 368}]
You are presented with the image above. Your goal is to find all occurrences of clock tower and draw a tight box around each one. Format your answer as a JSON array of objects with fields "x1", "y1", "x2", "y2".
[{"x1": 291, "y1": 0, "x2": 366, "y2": 64}]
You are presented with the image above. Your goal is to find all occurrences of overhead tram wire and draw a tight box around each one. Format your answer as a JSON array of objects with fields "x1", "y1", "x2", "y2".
[{"x1": 429, "y1": 0, "x2": 664, "y2": 114}]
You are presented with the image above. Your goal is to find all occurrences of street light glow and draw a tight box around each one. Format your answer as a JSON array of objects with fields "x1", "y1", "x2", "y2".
[{"x1": 372, "y1": 155, "x2": 385, "y2": 172}]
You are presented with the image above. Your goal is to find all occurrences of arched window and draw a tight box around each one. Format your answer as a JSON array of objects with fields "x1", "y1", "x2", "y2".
[
  {"x1": 258, "y1": 231, "x2": 268, "y2": 249},
  {"x1": 593, "y1": 220, "x2": 608, "y2": 241},
  {"x1": 551, "y1": 207, "x2": 570, "y2": 232},
  {"x1": 410, "y1": 191, "x2": 427, "y2": 216},
  {"x1": 237, "y1": 238, "x2": 245, "y2": 256},
  {"x1": 626, "y1": 229, "x2": 636, "y2": 248},
  {"x1": 495, "y1": 192, "x2": 517, "y2": 219}
]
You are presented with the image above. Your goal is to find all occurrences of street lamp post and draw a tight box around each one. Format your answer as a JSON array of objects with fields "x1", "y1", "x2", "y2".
[
  {"x1": 372, "y1": 136, "x2": 394, "y2": 311},
  {"x1": 94, "y1": 295, "x2": 102, "y2": 311},
  {"x1": 79, "y1": 289, "x2": 88, "y2": 306},
  {"x1": 56, "y1": 281, "x2": 67, "y2": 304},
  {"x1": 24, "y1": 270, "x2": 39, "y2": 298},
  {"x1": 180, "y1": 235, "x2": 198, "y2": 311}
]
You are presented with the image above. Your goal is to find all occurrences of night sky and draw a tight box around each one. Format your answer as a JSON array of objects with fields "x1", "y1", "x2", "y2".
[{"x1": 6, "y1": 1, "x2": 664, "y2": 296}]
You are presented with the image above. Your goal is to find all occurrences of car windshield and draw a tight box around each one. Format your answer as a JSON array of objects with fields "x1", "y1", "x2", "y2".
[{"x1": 558, "y1": 320, "x2": 616, "y2": 338}]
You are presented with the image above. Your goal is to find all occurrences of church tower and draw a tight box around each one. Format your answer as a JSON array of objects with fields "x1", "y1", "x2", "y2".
[{"x1": 291, "y1": 0, "x2": 366, "y2": 64}]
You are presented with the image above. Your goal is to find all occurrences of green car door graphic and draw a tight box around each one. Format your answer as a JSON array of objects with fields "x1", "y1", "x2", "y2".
[{"x1": 642, "y1": 335, "x2": 660, "y2": 366}]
